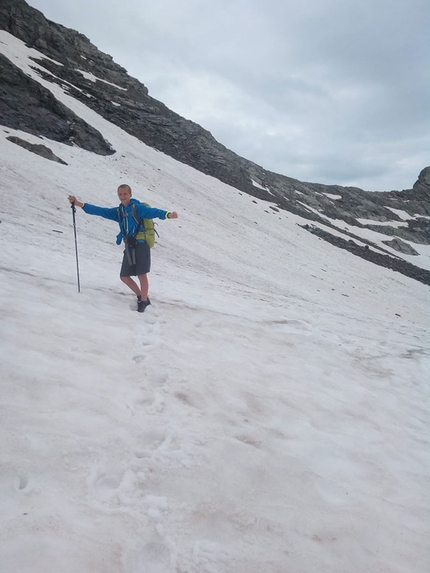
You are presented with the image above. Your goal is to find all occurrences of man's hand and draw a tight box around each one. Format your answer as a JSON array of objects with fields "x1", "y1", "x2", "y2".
[
  {"x1": 68, "y1": 195, "x2": 84, "y2": 208},
  {"x1": 168, "y1": 211, "x2": 178, "y2": 219}
]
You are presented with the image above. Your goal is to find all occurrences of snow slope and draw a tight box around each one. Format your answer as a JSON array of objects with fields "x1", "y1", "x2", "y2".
[{"x1": 1, "y1": 31, "x2": 430, "y2": 573}]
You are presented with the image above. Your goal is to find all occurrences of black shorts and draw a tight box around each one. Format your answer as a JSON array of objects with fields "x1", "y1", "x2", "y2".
[{"x1": 120, "y1": 241, "x2": 151, "y2": 276}]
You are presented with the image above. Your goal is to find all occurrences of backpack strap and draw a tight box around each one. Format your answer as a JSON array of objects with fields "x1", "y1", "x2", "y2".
[
  {"x1": 117, "y1": 204, "x2": 143, "y2": 238},
  {"x1": 117, "y1": 205, "x2": 127, "y2": 237},
  {"x1": 131, "y1": 204, "x2": 143, "y2": 236}
]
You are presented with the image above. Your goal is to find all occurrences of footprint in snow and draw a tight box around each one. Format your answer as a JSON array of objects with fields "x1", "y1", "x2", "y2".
[
  {"x1": 16, "y1": 475, "x2": 29, "y2": 491},
  {"x1": 126, "y1": 541, "x2": 171, "y2": 573},
  {"x1": 269, "y1": 318, "x2": 313, "y2": 335},
  {"x1": 92, "y1": 473, "x2": 122, "y2": 502}
]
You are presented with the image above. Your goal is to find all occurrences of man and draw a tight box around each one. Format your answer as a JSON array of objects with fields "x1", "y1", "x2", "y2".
[{"x1": 68, "y1": 184, "x2": 178, "y2": 312}]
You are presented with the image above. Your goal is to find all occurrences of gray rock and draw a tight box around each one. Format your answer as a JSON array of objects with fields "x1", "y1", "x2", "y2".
[
  {"x1": 6, "y1": 136, "x2": 68, "y2": 164},
  {"x1": 382, "y1": 238, "x2": 419, "y2": 256},
  {"x1": 413, "y1": 167, "x2": 430, "y2": 200},
  {"x1": 0, "y1": 54, "x2": 115, "y2": 155}
]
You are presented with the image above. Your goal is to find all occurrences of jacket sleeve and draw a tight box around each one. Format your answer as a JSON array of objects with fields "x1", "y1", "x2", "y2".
[
  {"x1": 135, "y1": 204, "x2": 169, "y2": 220},
  {"x1": 82, "y1": 203, "x2": 119, "y2": 221}
]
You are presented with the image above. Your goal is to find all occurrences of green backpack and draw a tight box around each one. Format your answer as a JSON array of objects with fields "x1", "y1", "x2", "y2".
[
  {"x1": 134, "y1": 202, "x2": 158, "y2": 248},
  {"x1": 118, "y1": 202, "x2": 158, "y2": 248}
]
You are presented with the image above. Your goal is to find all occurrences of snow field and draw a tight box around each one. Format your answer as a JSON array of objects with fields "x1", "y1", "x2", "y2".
[{"x1": 1, "y1": 30, "x2": 430, "y2": 573}]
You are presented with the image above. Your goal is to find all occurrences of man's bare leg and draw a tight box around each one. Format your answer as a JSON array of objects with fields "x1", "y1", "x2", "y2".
[
  {"x1": 138, "y1": 274, "x2": 149, "y2": 301},
  {"x1": 121, "y1": 276, "x2": 141, "y2": 297}
]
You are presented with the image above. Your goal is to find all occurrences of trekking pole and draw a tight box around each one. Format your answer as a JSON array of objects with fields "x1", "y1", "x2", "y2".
[{"x1": 71, "y1": 201, "x2": 81, "y2": 293}]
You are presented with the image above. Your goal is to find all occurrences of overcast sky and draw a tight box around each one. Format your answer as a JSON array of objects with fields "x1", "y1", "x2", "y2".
[{"x1": 26, "y1": 0, "x2": 429, "y2": 191}]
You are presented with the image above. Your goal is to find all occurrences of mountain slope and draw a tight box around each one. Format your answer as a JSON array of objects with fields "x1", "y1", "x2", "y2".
[{"x1": 1, "y1": 0, "x2": 430, "y2": 284}]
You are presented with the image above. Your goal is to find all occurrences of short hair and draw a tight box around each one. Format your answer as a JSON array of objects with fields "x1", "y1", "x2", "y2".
[{"x1": 118, "y1": 184, "x2": 132, "y2": 193}]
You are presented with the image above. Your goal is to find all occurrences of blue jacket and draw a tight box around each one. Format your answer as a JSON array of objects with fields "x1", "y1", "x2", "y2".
[{"x1": 82, "y1": 198, "x2": 169, "y2": 244}]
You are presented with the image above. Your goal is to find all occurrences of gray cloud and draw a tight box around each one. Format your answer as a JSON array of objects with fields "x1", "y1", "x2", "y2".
[{"x1": 26, "y1": 0, "x2": 430, "y2": 190}]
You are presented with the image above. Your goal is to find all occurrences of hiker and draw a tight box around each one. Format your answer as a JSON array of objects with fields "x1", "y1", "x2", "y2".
[{"x1": 68, "y1": 184, "x2": 178, "y2": 312}]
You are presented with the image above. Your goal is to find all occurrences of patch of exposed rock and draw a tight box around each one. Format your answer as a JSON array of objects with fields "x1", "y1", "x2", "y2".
[
  {"x1": 412, "y1": 167, "x2": 430, "y2": 201},
  {"x1": 0, "y1": 53, "x2": 114, "y2": 155},
  {"x1": 382, "y1": 238, "x2": 419, "y2": 256},
  {"x1": 301, "y1": 225, "x2": 430, "y2": 286},
  {"x1": 6, "y1": 135, "x2": 67, "y2": 164}
]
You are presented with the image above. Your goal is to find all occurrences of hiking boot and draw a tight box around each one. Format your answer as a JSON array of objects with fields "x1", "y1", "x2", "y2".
[{"x1": 137, "y1": 298, "x2": 151, "y2": 313}]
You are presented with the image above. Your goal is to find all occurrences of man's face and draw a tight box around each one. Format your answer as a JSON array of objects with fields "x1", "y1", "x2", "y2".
[{"x1": 118, "y1": 186, "x2": 132, "y2": 206}]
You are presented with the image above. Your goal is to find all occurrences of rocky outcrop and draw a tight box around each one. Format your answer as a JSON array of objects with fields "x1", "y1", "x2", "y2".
[
  {"x1": 0, "y1": 53, "x2": 114, "y2": 154},
  {"x1": 1, "y1": 0, "x2": 429, "y2": 284},
  {"x1": 412, "y1": 167, "x2": 430, "y2": 201},
  {"x1": 6, "y1": 135, "x2": 68, "y2": 164},
  {"x1": 382, "y1": 238, "x2": 419, "y2": 256},
  {"x1": 302, "y1": 225, "x2": 430, "y2": 286},
  {"x1": 0, "y1": 0, "x2": 132, "y2": 84}
]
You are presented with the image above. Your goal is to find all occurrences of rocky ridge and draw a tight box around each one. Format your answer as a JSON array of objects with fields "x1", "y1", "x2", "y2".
[{"x1": 1, "y1": 0, "x2": 429, "y2": 285}]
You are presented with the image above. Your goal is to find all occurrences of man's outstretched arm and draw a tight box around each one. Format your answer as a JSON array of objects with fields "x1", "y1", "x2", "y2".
[{"x1": 68, "y1": 195, "x2": 119, "y2": 221}]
